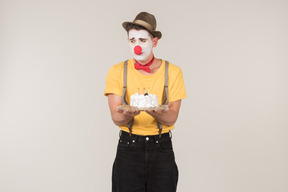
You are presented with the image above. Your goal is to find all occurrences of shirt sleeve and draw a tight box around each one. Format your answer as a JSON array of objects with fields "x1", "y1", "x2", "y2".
[
  {"x1": 168, "y1": 66, "x2": 187, "y2": 102},
  {"x1": 104, "y1": 65, "x2": 123, "y2": 97}
]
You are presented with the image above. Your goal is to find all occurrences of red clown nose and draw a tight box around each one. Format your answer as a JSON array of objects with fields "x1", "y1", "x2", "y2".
[{"x1": 134, "y1": 46, "x2": 142, "y2": 55}]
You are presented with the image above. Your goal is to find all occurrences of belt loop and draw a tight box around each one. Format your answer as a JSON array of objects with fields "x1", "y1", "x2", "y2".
[
  {"x1": 134, "y1": 135, "x2": 139, "y2": 143},
  {"x1": 169, "y1": 130, "x2": 172, "y2": 139},
  {"x1": 119, "y1": 130, "x2": 123, "y2": 138},
  {"x1": 131, "y1": 134, "x2": 137, "y2": 143},
  {"x1": 154, "y1": 135, "x2": 159, "y2": 144}
]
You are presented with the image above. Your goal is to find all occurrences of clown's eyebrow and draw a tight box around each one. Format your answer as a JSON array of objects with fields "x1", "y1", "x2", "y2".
[{"x1": 129, "y1": 37, "x2": 135, "y2": 40}]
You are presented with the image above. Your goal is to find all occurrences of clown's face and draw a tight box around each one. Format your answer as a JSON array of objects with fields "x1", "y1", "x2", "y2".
[{"x1": 128, "y1": 29, "x2": 153, "y2": 61}]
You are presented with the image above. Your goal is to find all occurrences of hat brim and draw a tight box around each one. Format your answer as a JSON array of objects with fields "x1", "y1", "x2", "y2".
[{"x1": 122, "y1": 21, "x2": 162, "y2": 39}]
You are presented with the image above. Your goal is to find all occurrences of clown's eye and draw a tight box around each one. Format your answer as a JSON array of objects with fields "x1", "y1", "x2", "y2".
[
  {"x1": 140, "y1": 39, "x2": 147, "y2": 43},
  {"x1": 129, "y1": 39, "x2": 136, "y2": 44}
]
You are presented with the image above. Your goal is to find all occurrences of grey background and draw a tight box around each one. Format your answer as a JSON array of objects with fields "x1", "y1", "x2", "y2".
[{"x1": 1, "y1": 0, "x2": 287, "y2": 191}]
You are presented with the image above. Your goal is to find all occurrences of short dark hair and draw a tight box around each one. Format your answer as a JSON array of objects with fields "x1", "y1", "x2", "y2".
[{"x1": 126, "y1": 23, "x2": 155, "y2": 38}]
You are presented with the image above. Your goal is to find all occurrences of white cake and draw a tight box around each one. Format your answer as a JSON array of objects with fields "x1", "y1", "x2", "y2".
[{"x1": 130, "y1": 93, "x2": 158, "y2": 108}]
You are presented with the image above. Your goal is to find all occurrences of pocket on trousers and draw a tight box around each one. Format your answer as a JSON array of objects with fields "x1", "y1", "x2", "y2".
[
  {"x1": 117, "y1": 139, "x2": 132, "y2": 151},
  {"x1": 159, "y1": 139, "x2": 173, "y2": 152}
]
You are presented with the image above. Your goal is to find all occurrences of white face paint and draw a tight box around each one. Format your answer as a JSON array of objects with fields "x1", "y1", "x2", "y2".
[{"x1": 128, "y1": 29, "x2": 153, "y2": 62}]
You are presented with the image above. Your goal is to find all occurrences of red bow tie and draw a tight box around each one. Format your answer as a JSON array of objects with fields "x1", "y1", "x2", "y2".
[{"x1": 134, "y1": 56, "x2": 154, "y2": 73}]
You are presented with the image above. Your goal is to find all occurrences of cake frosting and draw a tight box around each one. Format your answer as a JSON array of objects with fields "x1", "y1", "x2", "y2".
[{"x1": 130, "y1": 93, "x2": 158, "y2": 108}]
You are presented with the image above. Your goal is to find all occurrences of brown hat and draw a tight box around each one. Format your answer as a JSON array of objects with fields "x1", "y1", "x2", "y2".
[{"x1": 122, "y1": 12, "x2": 162, "y2": 39}]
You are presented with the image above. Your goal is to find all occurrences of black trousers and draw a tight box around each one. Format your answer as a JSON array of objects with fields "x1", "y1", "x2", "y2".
[{"x1": 112, "y1": 130, "x2": 178, "y2": 192}]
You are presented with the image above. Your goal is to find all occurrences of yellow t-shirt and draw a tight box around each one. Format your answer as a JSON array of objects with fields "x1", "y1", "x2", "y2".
[{"x1": 104, "y1": 58, "x2": 187, "y2": 135}]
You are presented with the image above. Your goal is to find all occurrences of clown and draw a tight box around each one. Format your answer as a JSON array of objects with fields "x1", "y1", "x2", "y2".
[{"x1": 104, "y1": 12, "x2": 187, "y2": 192}]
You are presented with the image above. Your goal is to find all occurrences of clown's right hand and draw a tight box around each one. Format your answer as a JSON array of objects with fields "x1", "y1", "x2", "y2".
[
  {"x1": 107, "y1": 94, "x2": 140, "y2": 126},
  {"x1": 116, "y1": 106, "x2": 140, "y2": 118}
]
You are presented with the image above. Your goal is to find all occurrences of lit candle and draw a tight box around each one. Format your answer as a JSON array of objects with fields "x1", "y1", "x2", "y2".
[{"x1": 148, "y1": 88, "x2": 150, "y2": 94}]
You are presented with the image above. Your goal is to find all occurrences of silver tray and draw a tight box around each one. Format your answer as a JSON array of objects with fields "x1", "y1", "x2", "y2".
[{"x1": 118, "y1": 105, "x2": 168, "y2": 111}]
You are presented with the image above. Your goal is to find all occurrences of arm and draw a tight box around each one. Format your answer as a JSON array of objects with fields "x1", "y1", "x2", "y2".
[
  {"x1": 145, "y1": 100, "x2": 182, "y2": 126},
  {"x1": 107, "y1": 94, "x2": 140, "y2": 126}
]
